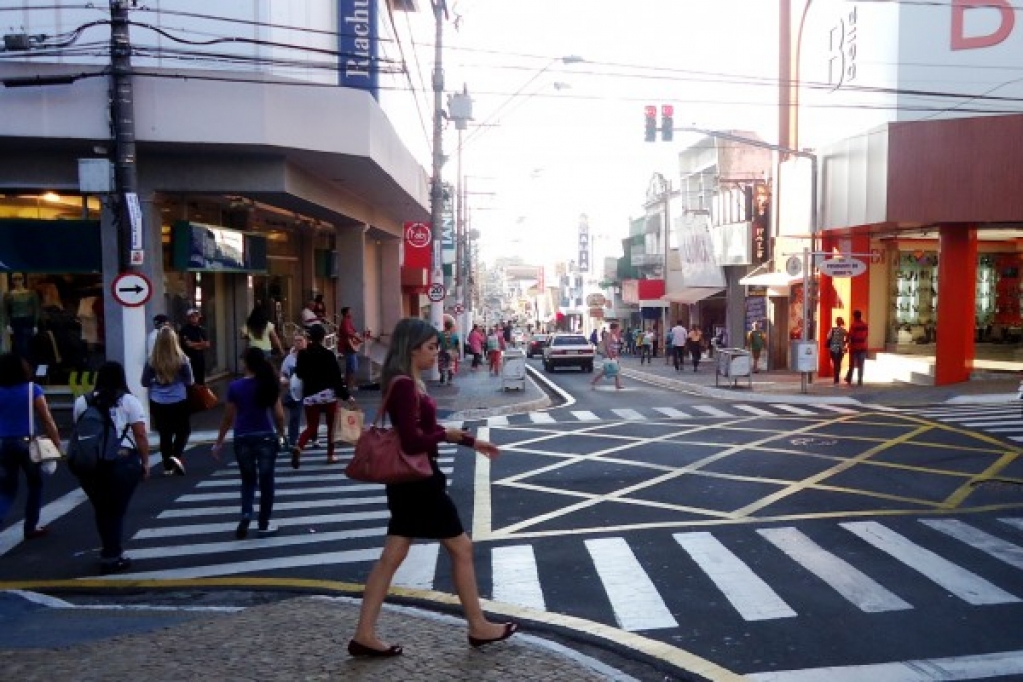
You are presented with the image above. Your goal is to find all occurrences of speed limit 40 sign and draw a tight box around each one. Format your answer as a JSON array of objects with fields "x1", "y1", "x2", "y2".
[{"x1": 427, "y1": 283, "x2": 446, "y2": 302}]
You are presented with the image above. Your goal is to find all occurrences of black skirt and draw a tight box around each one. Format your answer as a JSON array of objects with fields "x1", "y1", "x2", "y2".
[{"x1": 385, "y1": 459, "x2": 464, "y2": 539}]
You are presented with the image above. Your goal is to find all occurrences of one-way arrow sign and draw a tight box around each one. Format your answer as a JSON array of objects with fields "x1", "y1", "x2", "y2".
[{"x1": 111, "y1": 272, "x2": 152, "y2": 308}]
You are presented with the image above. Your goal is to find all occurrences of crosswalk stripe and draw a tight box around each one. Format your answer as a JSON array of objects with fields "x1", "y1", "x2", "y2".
[
  {"x1": 674, "y1": 531, "x2": 797, "y2": 621},
  {"x1": 101, "y1": 547, "x2": 383, "y2": 581},
  {"x1": 487, "y1": 415, "x2": 509, "y2": 427},
  {"x1": 133, "y1": 510, "x2": 392, "y2": 540},
  {"x1": 691, "y1": 405, "x2": 732, "y2": 417},
  {"x1": 492, "y1": 545, "x2": 546, "y2": 611},
  {"x1": 440, "y1": 420, "x2": 464, "y2": 429},
  {"x1": 393, "y1": 543, "x2": 440, "y2": 590},
  {"x1": 921, "y1": 519, "x2": 1023, "y2": 571},
  {"x1": 157, "y1": 495, "x2": 387, "y2": 519},
  {"x1": 774, "y1": 404, "x2": 816, "y2": 416},
  {"x1": 610, "y1": 408, "x2": 645, "y2": 421},
  {"x1": 569, "y1": 410, "x2": 600, "y2": 421},
  {"x1": 841, "y1": 521, "x2": 1021, "y2": 605},
  {"x1": 1001, "y1": 517, "x2": 1023, "y2": 533},
  {"x1": 528, "y1": 412, "x2": 557, "y2": 424},
  {"x1": 757, "y1": 527, "x2": 912, "y2": 613},
  {"x1": 584, "y1": 537, "x2": 678, "y2": 631},
  {"x1": 127, "y1": 527, "x2": 388, "y2": 560},
  {"x1": 733, "y1": 404, "x2": 773, "y2": 416},
  {"x1": 652, "y1": 407, "x2": 689, "y2": 418},
  {"x1": 817, "y1": 404, "x2": 858, "y2": 414},
  {"x1": 746, "y1": 650, "x2": 1023, "y2": 682},
  {"x1": 178, "y1": 483, "x2": 387, "y2": 502}
]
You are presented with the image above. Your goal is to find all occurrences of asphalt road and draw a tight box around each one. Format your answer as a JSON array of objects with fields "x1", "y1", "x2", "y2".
[{"x1": 2, "y1": 360, "x2": 1023, "y2": 680}]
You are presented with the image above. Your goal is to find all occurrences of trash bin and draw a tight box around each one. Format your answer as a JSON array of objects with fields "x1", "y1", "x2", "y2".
[
  {"x1": 501, "y1": 348, "x2": 526, "y2": 391},
  {"x1": 715, "y1": 348, "x2": 753, "y2": 389}
]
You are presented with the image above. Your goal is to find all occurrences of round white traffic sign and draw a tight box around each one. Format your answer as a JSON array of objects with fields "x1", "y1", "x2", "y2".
[
  {"x1": 111, "y1": 272, "x2": 152, "y2": 307},
  {"x1": 427, "y1": 283, "x2": 446, "y2": 302}
]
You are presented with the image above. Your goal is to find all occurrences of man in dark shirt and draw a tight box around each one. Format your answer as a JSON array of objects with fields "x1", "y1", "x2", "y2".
[
  {"x1": 179, "y1": 308, "x2": 210, "y2": 384},
  {"x1": 844, "y1": 309, "x2": 869, "y2": 387}
]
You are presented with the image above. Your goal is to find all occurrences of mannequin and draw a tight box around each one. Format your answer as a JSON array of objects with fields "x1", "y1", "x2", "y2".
[{"x1": 4, "y1": 273, "x2": 39, "y2": 360}]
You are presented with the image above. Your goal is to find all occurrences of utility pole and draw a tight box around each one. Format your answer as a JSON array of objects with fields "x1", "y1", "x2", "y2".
[
  {"x1": 427, "y1": 0, "x2": 447, "y2": 380},
  {"x1": 107, "y1": 0, "x2": 148, "y2": 402},
  {"x1": 662, "y1": 177, "x2": 672, "y2": 365}
]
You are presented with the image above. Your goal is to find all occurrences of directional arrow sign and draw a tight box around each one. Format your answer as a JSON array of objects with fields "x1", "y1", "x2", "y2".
[
  {"x1": 111, "y1": 272, "x2": 153, "y2": 307},
  {"x1": 818, "y1": 258, "x2": 867, "y2": 278}
]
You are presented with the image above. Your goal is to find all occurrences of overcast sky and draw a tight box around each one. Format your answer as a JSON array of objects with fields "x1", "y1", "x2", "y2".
[{"x1": 397, "y1": 0, "x2": 780, "y2": 265}]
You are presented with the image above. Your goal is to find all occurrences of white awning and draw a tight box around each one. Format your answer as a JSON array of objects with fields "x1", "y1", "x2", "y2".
[
  {"x1": 738, "y1": 271, "x2": 801, "y2": 288},
  {"x1": 661, "y1": 287, "x2": 724, "y2": 304},
  {"x1": 638, "y1": 299, "x2": 670, "y2": 308}
]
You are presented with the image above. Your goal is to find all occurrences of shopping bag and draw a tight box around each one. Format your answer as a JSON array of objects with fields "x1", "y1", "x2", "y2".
[
  {"x1": 603, "y1": 359, "x2": 620, "y2": 378},
  {"x1": 187, "y1": 383, "x2": 219, "y2": 413},
  {"x1": 335, "y1": 407, "x2": 364, "y2": 444}
]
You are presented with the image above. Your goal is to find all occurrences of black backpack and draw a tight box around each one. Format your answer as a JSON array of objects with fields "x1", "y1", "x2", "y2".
[{"x1": 67, "y1": 394, "x2": 130, "y2": 476}]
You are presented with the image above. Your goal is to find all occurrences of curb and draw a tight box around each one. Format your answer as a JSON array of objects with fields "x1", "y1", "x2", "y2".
[{"x1": 619, "y1": 367, "x2": 862, "y2": 405}]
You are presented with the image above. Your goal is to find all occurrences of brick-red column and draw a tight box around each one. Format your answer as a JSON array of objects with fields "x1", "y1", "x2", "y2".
[{"x1": 935, "y1": 225, "x2": 976, "y2": 385}]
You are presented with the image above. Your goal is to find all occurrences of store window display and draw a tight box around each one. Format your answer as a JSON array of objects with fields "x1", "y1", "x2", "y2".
[{"x1": 4, "y1": 273, "x2": 39, "y2": 358}]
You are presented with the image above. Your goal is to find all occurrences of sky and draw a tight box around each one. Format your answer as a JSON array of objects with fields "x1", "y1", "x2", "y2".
[{"x1": 395, "y1": 0, "x2": 780, "y2": 267}]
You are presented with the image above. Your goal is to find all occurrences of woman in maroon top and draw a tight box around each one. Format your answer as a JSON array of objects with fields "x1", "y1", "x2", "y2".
[{"x1": 349, "y1": 318, "x2": 516, "y2": 657}]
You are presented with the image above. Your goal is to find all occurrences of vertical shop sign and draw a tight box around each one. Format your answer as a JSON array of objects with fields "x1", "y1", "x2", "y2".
[
  {"x1": 578, "y1": 215, "x2": 590, "y2": 273},
  {"x1": 337, "y1": 0, "x2": 379, "y2": 98},
  {"x1": 403, "y1": 222, "x2": 432, "y2": 269}
]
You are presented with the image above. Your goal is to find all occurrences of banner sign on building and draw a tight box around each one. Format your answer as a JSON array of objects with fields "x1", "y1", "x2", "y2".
[
  {"x1": 337, "y1": 0, "x2": 379, "y2": 98},
  {"x1": 403, "y1": 221, "x2": 432, "y2": 269},
  {"x1": 578, "y1": 215, "x2": 590, "y2": 273}
]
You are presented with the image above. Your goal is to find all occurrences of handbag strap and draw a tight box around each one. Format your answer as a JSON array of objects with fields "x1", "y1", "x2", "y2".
[
  {"x1": 27, "y1": 381, "x2": 34, "y2": 437},
  {"x1": 374, "y1": 376, "x2": 418, "y2": 427}
]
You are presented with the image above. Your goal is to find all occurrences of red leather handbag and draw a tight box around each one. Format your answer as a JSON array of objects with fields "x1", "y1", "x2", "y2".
[{"x1": 344, "y1": 377, "x2": 432, "y2": 484}]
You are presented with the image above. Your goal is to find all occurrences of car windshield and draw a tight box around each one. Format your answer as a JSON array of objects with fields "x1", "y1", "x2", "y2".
[{"x1": 553, "y1": 335, "x2": 587, "y2": 346}]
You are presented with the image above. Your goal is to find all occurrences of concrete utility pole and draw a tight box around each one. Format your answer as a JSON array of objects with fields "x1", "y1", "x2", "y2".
[
  {"x1": 662, "y1": 178, "x2": 672, "y2": 366},
  {"x1": 427, "y1": 0, "x2": 447, "y2": 380},
  {"x1": 107, "y1": 0, "x2": 148, "y2": 401}
]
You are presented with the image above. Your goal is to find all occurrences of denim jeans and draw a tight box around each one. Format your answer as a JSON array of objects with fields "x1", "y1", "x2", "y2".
[
  {"x1": 78, "y1": 454, "x2": 142, "y2": 560},
  {"x1": 0, "y1": 437, "x2": 43, "y2": 536},
  {"x1": 283, "y1": 398, "x2": 302, "y2": 445},
  {"x1": 846, "y1": 350, "x2": 867, "y2": 384},
  {"x1": 234, "y1": 434, "x2": 278, "y2": 529}
]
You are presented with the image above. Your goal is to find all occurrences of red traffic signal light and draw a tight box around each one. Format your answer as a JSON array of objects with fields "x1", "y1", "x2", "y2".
[
  {"x1": 661, "y1": 105, "x2": 674, "y2": 117},
  {"x1": 644, "y1": 105, "x2": 657, "y2": 142},
  {"x1": 660, "y1": 104, "x2": 674, "y2": 142}
]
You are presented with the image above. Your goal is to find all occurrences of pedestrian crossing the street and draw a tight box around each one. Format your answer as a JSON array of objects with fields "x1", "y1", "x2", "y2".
[
  {"x1": 96, "y1": 448, "x2": 1023, "y2": 634},
  {"x1": 461, "y1": 402, "x2": 860, "y2": 428},
  {"x1": 897, "y1": 402, "x2": 1023, "y2": 443}
]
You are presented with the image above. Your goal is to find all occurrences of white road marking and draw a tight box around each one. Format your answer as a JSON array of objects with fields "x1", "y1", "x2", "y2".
[
  {"x1": 127, "y1": 527, "x2": 388, "y2": 559},
  {"x1": 841, "y1": 521, "x2": 1021, "y2": 605},
  {"x1": 652, "y1": 407, "x2": 689, "y2": 418},
  {"x1": 492, "y1": 545, "x2": 547, "y2": 611},
  {"x1": 922, "y1": 519, "x2": 1023, "y2": 571},
  {"x1": 746, "y1": 649, "x2": 1023, "y2": 681},
  {"x1": 528, "y1": 411, "x2": 557, "y2": 424},
  {"x1": 0, "y1": 489, "x2": 87, "y2": 557},
  {"x1": 691, "y1": 405, "x2": 732, "y2": 417},
  {"x1": 487, "y1": 415, "x2": 509, "y2": 427},
  {"x1": 393, "y1": 543, "x2": 439, "y2": 590},
  {"x1": 178, "y1": 483, "x2": 385, "y2": 502},
  {"x1": 674, "y1": 531, "x2": 797, "y2": 621},
  {"x1": 99, "y1": 547, "x2": 383, "y2": 581},
  {"x1": 157, "y1": 495, "x2": 387, "y2": 519},
  {"x1": 757, "y1": 527, "x2": 912, "y2": 613},
  {"x1": 584, "y1": 537, "x2": 678, "y2": 631},
  {"x1": 774, "y1": 404, "x2": 816, "y2": 416},
  {"x1": 734, "y1": 404, "x2": 774, "y2": 416},
  {"x1": 610, "y1": 408, "x2": 646, "y2": 421},
  {"x1": 1001, "y1": 517, "x2": 1023, "y2": 533},
  {"x1": 569, "y1": 410, "x2": 601, "y2": 421},
  {"x1": 132, "y1": 510, "x2": 392, "y2": 540},
  {"x1": 817, "y1": 404, "x2": 858, "y2": 414}
]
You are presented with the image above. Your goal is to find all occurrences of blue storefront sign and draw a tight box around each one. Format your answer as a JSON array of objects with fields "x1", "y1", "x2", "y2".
[{"x1": 337, "y1": 0, "x2": 379, "y2": 98}]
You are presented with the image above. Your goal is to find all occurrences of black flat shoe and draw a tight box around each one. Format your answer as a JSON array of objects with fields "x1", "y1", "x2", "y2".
[
  {"x1": 347, "y1": 639, "x2": 402, "y2": 658},
  {"x1": 290, "y1": 446, "x2": 301, "y2": 470},
  {"x1": 468, "y1": 622, "x2": 518, "y2": 648}
]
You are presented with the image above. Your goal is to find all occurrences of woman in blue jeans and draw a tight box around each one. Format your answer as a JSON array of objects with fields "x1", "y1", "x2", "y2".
[
  {"x1": 212, "y1": 348, "x2": 286, "y2": 539},
  {"x1": 0, "y1": 353, "x2": 62, "y2": 541},
  {"x1": 72, "y1": 362, "x2": 150, "y2": 574}
]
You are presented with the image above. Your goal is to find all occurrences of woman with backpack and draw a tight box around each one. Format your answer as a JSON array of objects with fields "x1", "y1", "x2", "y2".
[
  {"x1": 72, "y1": 361, "x2": 149, "y2": 574},
  {"x1": 211, "y1": 348, "x2": 286, "y2": 539},
  {"x1": 0, "y1": 353, "x2": 62, "y2": 543},
  {"x1": 290, "y1": 323, "x2": 356, "y2": 468},
  {"x1": 438, "y1": 319, "x2": 460, "y2": 385},
  {"x1": 141, "y1": 326, "x2": 193, "y2": 476},
  {"x1": 826, "y1": 317, "x2": 849, "y2": 384}
]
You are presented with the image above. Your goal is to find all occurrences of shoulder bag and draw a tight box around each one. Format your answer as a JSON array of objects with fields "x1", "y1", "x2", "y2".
[
  {"x1": 187, "y1": 383, "x2": 219, "y2": 413},
  {"x1": 344, "y1": 377, "x2": 432, "y2": 484},
  {"x1": 27, "y1": 384, "x2": 62, "y2": 465}
]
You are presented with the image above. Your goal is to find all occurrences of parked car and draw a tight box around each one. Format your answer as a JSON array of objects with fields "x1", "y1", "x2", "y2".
[
  {"x1": 526, "y1": 333, "x2": 550, "y2": 358},
  {"x1": 542, "y1": 333, "x2": 594, "y2": 372}
]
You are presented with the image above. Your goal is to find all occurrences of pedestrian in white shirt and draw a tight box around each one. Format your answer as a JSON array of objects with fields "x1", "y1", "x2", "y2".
[{"x1": 669, "y1": 321, "x2": 688, "y2": 372}]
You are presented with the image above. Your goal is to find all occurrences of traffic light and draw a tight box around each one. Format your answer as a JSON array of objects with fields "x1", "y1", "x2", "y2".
[
  {"x1": 661, "y1": 104, "x2": 674, "y2": 142},
  {"x1": 644, "y1": 105, "x2": 657, "y2": 142}
]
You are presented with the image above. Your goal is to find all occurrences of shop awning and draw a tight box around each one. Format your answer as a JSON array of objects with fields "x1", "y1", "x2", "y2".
[
  {"x1": 738, "y1": 271, "x2": 801, "y2": 288},
  {"x1": 638, "y1": 299, "x2": 670, "y2": 308},
  {"x1": 661, "y1": 287, "x2": 724, "y2": 304}
]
